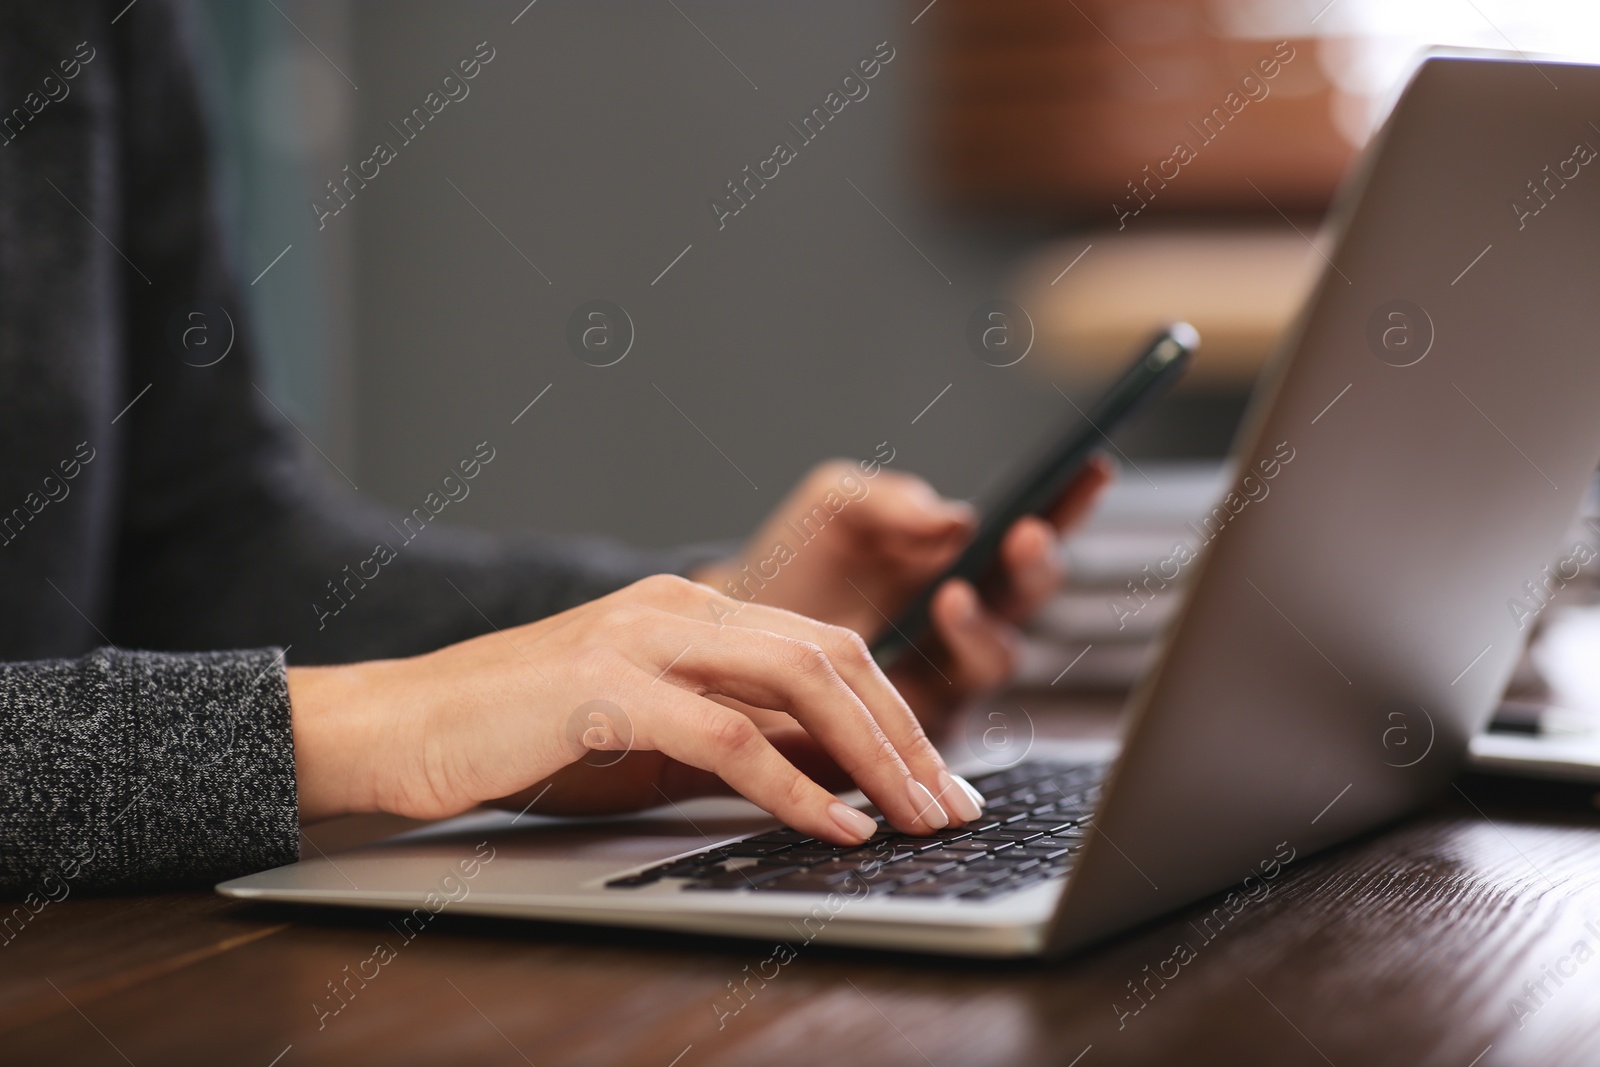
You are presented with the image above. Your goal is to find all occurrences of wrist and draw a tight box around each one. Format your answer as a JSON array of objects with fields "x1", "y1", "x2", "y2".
[{"x1": 288, "y1": 663, "x2": 391, "y2": 822}]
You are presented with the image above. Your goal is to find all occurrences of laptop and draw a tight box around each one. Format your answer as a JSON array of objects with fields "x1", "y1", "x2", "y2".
[{"x1": 219, "y1": 52, "x2": 1600, "y2": 958}]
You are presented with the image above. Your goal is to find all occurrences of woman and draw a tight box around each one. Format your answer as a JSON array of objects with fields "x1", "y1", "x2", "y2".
[{"x1": 0, "y1": 0, "x2": 1108, "y2": 895}]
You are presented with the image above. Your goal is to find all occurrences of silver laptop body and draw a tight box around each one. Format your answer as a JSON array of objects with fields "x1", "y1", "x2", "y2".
[{"x1": 220, "y1": 53, "x2": 1600, "y2": 958}]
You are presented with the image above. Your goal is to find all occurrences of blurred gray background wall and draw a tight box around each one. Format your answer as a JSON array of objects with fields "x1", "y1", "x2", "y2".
[{"x1": 199, "y1": 0, "x2": 1077, "y2": 549}]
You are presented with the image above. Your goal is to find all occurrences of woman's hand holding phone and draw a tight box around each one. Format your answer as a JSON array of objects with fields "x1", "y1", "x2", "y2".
[{"x1": 690, "y1": 455, "x2": 1115, "y2": 737}]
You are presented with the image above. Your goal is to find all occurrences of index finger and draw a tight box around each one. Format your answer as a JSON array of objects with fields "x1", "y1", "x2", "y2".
[
  {"x1": 630, "y1": 683, "x2": 883, "y2": 847},
  {"x1": 698, "y1": 599, "x2": 985, "y2": 831},
  {"x1": 1045, "y1": 452, "x2": 1116, "y2": 531}
]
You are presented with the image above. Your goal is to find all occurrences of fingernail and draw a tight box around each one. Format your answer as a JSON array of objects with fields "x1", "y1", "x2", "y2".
[
  {"x1": 953, "y1": 774, "x2": 987, "y2": 816},
  {"x1": 954, "y1": 582, "x2": 980, "y2": 623},
  {"x1": 906, "y1": 778, "x2": 950, "y2": 829},
  {"x1": 943, "y1": 499, "x2": 976, "y2": 523},
  {"x1": 828, "y1": 802, "x2": 878, "y2": 842},
  {"x1": 939, "y1": 769, "x2": 984, "y2": 822}
]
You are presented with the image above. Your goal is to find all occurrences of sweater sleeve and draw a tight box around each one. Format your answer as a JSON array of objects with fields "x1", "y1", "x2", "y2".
[{"x1": 0, "y1": 648, "x2": 298, "y2": 897}]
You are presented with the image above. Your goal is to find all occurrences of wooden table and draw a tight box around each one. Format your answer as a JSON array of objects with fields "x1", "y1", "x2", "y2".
[{"x1": 5, "y1": 696, "x2": 1600, "y2": 1067}]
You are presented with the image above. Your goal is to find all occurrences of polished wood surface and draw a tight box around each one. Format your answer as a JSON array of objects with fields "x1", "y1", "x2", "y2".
[{"x1": 4, "y1": 697, "x2": 1600, "y2": 1067}]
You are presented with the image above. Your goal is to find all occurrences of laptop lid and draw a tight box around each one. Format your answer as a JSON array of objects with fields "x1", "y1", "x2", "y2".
[{"x1": 1047, "y1": 52, "x2": 1600, "y2": 955}]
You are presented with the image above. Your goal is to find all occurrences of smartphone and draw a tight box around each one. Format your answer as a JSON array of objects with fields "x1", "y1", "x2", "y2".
[{"x1": 870, "y1": 323, "x2": 1198, "y2": 668}]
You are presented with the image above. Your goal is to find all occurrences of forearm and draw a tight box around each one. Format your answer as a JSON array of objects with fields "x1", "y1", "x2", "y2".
[{"x1": 112, "y1": 470, "x2": 738, "y2": 666}]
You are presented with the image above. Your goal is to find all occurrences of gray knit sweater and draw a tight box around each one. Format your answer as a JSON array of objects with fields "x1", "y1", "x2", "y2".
[{"x1": 0, "y1": 1, "x2": 715, "y2": 896}]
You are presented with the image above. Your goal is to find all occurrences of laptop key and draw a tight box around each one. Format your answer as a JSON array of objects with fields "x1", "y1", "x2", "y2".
[
  {"x1": 651, "y1": 862, "x2": 723, "y2": 879},
  {"x1": 905, "y1": 838, "x2": 950, "y2": 853},
  {"x1": 902, "y1": 857, "x2": 961, "y2": 876},
  {"x1": 868, "y1": 836, "x2": 947, "y2": 853},
  {"x1": 1002, "y1": 869, "x2": 1053, "y2": 890},
  {"x1": 975, "y1": 829, "x2": 1045, "y2": 843},
  {"x1": 879, "y1": 844, "x2": 929, "y2": 861},
  {"x1": 929, "y1": 827, "x2": 975, "y2": 842},
  {"x1": 938, "y1": 839, "x2": 996, "y2": 854},
  {"x1": 959, "y1": 870, "x2": 1054, "y2": 900},
  {"x1": 766, "y1": 848, "x2": 848, "y2": 866},
  {"x1": 684, "y1": 865, "x2": 802, "y2": 890},
  {"x1": 801, "y1": 861, "x2": 875, "y2": 882},
  {"x1": 959, "y1": 857, "x2": 1012, "y2": 876},
  {"x1": 986, "y1": 806, "x2": 1032, "y2": 821},
  {"x1": 721, "y1": 841, "x2": 797, "y2": 858},
  {"x1": 1015, "y1": 844, "x2": 1074, "y2": 862},
  {"x1": 890, "y1": 878, "x2": 985, "y2": 897},
  {"x1": 914, "y1": 847, "x2": 980, "y2": 867},
  {"x1": 958, "y1": 886, "x2": 1004, "y2": 901},
  {"x1": 758, "y1": 871, "x2": 892, "y2": 893}
]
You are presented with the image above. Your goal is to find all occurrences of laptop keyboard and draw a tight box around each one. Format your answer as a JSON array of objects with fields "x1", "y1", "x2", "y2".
[{"x1": 604, "y1": 759, "x2": 1107, "y2": 902}]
